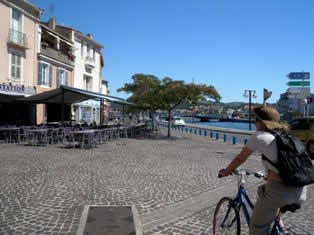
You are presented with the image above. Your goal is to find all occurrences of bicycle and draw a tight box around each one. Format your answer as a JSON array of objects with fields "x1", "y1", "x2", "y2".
[{"x1": 213, "y1": 169, "x2": 300, "y2": 235}]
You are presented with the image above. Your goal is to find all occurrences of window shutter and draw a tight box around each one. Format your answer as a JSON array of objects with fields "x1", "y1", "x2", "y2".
[
  {"x1": 56, "y1": 69, "x2": 61, "y2": 88},
  {"x1": 38, "y1": 63, "x2": 42, "y2": 85},
  {"x1": 49, "y1": 65, "x2": 52, "y2": 87},
  {"x1": 65, "y1": 71, "x2": 68, "y2": 86}
]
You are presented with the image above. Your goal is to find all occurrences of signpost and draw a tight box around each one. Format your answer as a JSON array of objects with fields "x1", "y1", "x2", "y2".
[
  {"x1": 285, "y1": 72, "x2": 312, "y2": 116},
  {"x1": 287, "y1": 81, "x2": 310, "y2": 86},
  {"x1": 287, "y1": 87, "x2": 310, "y2": 93},
  {"x1": 287, "y1": 72, "x2": 310, "y2": 80}
]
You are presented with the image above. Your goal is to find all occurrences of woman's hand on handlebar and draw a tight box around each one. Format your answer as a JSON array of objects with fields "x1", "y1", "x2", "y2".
[{"x1": 218, "y1": 169, "x2": 230, "y2": 178}]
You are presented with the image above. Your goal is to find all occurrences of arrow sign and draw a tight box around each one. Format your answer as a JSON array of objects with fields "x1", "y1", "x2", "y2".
[
  {"x1": 287, "y1": 81, "x2": 310, "y2": 86},
  {"x1": 287, "y1": 72, "x2": 310, "y2": 80}
]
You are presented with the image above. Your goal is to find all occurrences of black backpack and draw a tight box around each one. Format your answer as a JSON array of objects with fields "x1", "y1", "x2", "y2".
[{"x1": 262, "y1": 130, "x2": 314, "y2": 187}]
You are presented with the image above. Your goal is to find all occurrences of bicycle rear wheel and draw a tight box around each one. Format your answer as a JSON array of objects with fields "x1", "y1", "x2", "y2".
[{"x1": 213, "y1": 197, "x2": 240, "y2": 235}]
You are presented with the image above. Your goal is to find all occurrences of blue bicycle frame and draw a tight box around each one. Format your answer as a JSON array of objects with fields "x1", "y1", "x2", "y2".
[{"x1": 232, "y1": 184, "x2": 282, "y2": 235}]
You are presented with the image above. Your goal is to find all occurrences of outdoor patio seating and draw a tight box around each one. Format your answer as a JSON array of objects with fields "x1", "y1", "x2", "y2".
[
  {"x1": 0, "y1": 122, "x2": 147, "y2": 148},
  {"x1": 92, "y1": 129, "x2": 102, "y2": 146},
  {"x1": 100, "y1": 129, "x2": 109, "y2": 143},
  {"x1": 18, "y1": 126, "x2": 32, "y2": 144},
  {"x1": 0, "y1": 127, "x2": 20, "y2": 143},
  {"x1": 57, "y1": 128, "x2": 64, "y2": 143},
  {"x1": 70, "y1": 130, "x2": 95, "y2": 148},
  {"x1": 119, "y1": 127, "x2": 128, "y2": 139},
  {"x1": 47, "y1": 128, "x2": 59, "y2": 144},
  {"x1": 28, "y1": 129, "x2": 48, "y2": 146},
  {"x1": 63, "y1": 127, "x2": 75, "y2": 147}
]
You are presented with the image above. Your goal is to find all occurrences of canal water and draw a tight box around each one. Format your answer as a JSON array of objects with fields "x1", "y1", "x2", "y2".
[{"x1": 187, "y1": 121, "x2": 256, "y2": 131}]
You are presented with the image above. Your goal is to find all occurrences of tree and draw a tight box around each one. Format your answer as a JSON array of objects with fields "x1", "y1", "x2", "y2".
[
  {"x1": 158, "y1": 77, "x2": 221, "y2": 137},
  {"x1": 118, "y1": 74, "x2": 221, "y2": 137},
  {"x1": 117, "y1": 73, "x2": 162, "y2": 128}
]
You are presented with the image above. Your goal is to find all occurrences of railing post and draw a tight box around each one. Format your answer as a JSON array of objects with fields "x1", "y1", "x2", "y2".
[{"x1": 232, "y1": 136, "x2": 237, "y2": 145}]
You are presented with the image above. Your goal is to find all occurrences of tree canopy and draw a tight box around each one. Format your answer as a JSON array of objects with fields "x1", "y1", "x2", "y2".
[{"x1": 117, "y1": 73, "x2": 221, "y2": 137}]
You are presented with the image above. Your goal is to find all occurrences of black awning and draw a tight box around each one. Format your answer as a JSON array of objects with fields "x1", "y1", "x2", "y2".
[
  {"x1": 18, "y1": 85, "x2": 136, "y2": 106},
  {"x1": 0, "y1": 93, "x2": 25, "y2": 103}
]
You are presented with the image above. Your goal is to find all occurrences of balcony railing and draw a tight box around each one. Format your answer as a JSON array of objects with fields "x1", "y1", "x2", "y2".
[
  {"x1": 8, "y1": 28, "x2": 28, "y2": 49},
  {"x1": 85, "y1": 56, "x2": 95, "y2": 68},
  {"x1": 40, "y1": 44, "x2": 74, "y2": 66}
]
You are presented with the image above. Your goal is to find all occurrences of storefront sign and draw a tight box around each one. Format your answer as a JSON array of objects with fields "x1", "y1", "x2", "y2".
[
  {"x1": 0, "y1": 82, "x2": 36, "y2": 96},
  {"x1": 0, "y1": 82, "x2": 25, "y2": 93}
]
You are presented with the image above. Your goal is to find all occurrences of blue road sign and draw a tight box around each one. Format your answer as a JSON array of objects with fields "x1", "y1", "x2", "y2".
[{"x1": 287, "y1": 72, "x2": 310, "y2": 80}]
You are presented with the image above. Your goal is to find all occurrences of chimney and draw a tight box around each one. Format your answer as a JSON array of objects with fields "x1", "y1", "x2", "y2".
[
  {"x1": 48, "y1": 17, "x2": 56, "y2": 30},
  {"x1": 87, "y1": 33, "x2": 93, "y2": 39}
]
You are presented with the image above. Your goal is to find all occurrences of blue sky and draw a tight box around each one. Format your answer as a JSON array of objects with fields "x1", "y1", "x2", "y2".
[{"x1": 31, "y1": 0, "x2": 314, "y2": 104}]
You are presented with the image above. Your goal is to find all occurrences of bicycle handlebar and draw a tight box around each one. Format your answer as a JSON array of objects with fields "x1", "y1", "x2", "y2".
[
  {"x1": 233, "y1": 169, "x2": 265, "y2": 179},
  {"x1": 218, "y1": 169, "x2": 265, "y2": 179}
]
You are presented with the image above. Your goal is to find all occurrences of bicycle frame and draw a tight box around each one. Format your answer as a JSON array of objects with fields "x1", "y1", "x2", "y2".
[
  {"x1": 227, "y1": 170, "x2": 283, "y2": 235},
  {"x1": 234, "y1": 185, "x2": 254, "y2": 226}
]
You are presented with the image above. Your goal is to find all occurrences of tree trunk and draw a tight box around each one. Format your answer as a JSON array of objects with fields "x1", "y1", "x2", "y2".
[
  {"x1": 167, "y1": 110, "x2": 171, "y2": 138},
  {"x1": 150, "y1": 111, "x2": 154, "y2": 131}
]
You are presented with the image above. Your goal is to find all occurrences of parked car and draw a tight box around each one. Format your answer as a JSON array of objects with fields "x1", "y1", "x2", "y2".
[{"x1": 288, "y1": 116, "x2": 314, "y2": 159}]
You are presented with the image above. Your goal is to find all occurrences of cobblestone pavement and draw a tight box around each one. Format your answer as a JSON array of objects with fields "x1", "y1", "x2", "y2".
[{"x1": 0, "y1": 128, "x2": 313, "y2": 234}]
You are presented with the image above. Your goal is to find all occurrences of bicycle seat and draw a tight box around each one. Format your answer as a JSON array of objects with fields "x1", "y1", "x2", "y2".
[{"x1": 280, "y1": 203, "x2": 301, "y2": 213}]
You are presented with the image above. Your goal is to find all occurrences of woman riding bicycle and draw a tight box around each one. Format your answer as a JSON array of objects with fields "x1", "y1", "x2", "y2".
[{"x1": 218, "y1": 105, "x2": 304, "y2": 235}]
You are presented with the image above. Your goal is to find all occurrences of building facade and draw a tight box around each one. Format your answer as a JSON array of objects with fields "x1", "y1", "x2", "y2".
[
  {"x1": 72, "y1": 31, "x2": 106, "y2": 124},
  {"x1": 278, "y1": 87, "x2": 313, "y2": 119},
  {"x1": 54, "y1": 25, "x2": 108, "y2": 124},
  {"x1": 0, "y1": 0, "x2": 41, "y2": 125},
  {"x1": 0, "y1": 1, "x2": 110, "y2": 125},
  {"x1": 36, "y1": 17, "x2": 74, "y2": 124}
]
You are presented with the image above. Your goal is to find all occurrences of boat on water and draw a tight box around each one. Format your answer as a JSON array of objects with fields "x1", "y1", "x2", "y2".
[{"x1": 160, "y1": 116, "x2": 186, "y2": 126}]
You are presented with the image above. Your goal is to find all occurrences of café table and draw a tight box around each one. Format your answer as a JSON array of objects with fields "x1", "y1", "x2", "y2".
[
  {"x1": 28, "y1": 129, "x2": 48, "y2": 146},
  {"x1": 0, "y1": 127, "x2": 20, "y2": 143},
  {"x1": 69, "y1": 130, "x2": 95, "y2": 148}
]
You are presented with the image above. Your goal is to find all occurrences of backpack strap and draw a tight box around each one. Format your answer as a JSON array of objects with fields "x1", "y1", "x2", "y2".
[
  {"x1": 261, "y1": 130, "x2": 281, "y2": 170},
  {"x1": 261, "y1": 154, "x2": 279, "y2": 169}
]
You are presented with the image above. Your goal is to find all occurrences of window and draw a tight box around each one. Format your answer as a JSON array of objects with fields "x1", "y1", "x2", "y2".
[
  {"x1": 83, "y1": 75, "x2": 92, "y2": 91},
  {"x1": 57, "y1": 68, "x2": 68, "y2": 88},
  {"x1": 81, "y1": 42, "x2": 84, "y2": 57},
  {"x1": 11, "y1": 8, "x2": 22, "y2": 31},
  {"x1": 10, "y1": 52, "x2": 22, "y2": 80},
  {"x1": 85, "y1": 67, "x2": 92, "y2": 74},
  {"x1": 38, "y1": 62, "x2": 52, "y2": 87},
  {"x1": 87, "y1": 44, "x2": 90, "y2": 57},
  {"x1": 11, "y1": 8, "x2": 23, "y2": 45}
]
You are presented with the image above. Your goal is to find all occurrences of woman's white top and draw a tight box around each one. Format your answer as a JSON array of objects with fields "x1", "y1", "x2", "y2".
[{"x1": 245, "y1": 131, "x2": 279, "y2": 173}]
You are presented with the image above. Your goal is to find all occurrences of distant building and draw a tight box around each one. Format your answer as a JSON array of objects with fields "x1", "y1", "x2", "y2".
[
  {"x1": 0, "y1": 0, "x2": 42, "y2": 125},
  {"x1": 277, "y1": 87, "x2": 313, "y2": 117}
]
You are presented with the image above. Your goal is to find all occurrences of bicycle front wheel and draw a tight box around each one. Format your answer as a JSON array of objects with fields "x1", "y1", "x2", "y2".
[{"x1": 213, "y1": 197, "x2": 240, "y2": 235}]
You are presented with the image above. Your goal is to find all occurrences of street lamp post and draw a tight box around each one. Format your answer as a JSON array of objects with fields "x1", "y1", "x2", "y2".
[{"x1": 243, "y1": 90, "x2": 257, "y2": 130}]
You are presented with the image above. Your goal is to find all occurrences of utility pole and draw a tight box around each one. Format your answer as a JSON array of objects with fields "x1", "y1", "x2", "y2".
[{"x1": 243, "y1": 90, "x2": 257, "y2": 130}]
